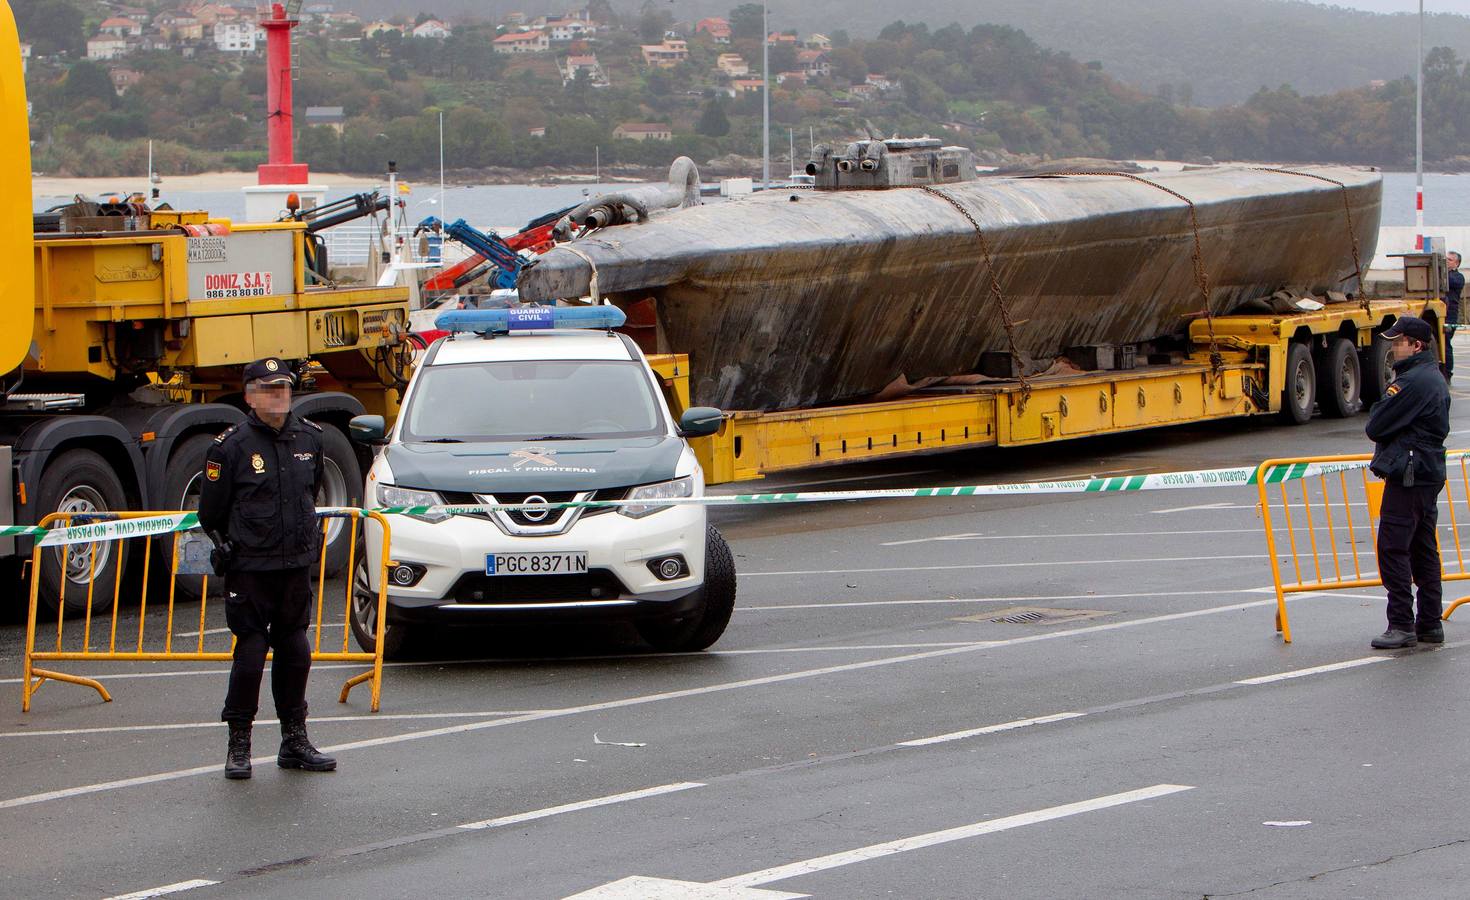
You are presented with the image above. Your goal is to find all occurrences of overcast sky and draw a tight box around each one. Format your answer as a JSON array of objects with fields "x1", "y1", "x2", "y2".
[{"x1": 1316, "y1": 1, "x2": 1470, "y2": 14}]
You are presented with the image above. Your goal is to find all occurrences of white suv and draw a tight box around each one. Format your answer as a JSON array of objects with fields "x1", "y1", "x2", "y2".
[{"x1": 348, "y1": 307, "x2": 732, "y2": 657}]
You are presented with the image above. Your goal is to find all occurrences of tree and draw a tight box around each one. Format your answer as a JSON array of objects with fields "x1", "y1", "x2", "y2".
[
  {"x1": 14, "y1": 0, "x2": 85, "y2": 56},
  {"x1": 62, "y1": 61, "x2": 116, "y2": 107},
  {"x1": 697, "y1": 98, "x2": 731, "y2": 136},
  {"x1": 729, "y1": 4, "x2": 764, "y2": 41},
  {"x1": 639, "y1": 6, "x2": 672, "y2": 44},
  {"x1": 768, "y1": 41, "x2": 797, "y2": 75}
]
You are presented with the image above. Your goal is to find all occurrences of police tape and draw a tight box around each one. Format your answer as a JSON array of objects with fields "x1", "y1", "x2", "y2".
[{"x1": 0, "y1": 458, "x2": 1381, "y2": 548}]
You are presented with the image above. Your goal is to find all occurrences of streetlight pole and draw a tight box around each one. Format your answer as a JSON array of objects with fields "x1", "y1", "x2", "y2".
[
  {"x1": 1416, "y1": 0, "x2": 1424, "y2": 250},
  {"x1": 762, "y1": 0, "x2": 770, "y2": 190}
]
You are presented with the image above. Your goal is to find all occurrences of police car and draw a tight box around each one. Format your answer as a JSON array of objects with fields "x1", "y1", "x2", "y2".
[{"x1": 347, "y1": 306, "x2": 732, "y2": 657}]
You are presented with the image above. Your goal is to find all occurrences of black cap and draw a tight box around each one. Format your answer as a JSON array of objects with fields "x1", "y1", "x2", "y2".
[
  {"x1": 1383, "y1": 316, "x2": 1434, "y2": 344},
  {"x1": 243, "y1": 357, "x2": 294, "y2": 386}
]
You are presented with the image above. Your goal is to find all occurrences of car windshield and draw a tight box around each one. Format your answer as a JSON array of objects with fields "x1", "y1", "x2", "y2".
[{"x1": 400, "y1": 359, "x2": 666, "y2": 442}]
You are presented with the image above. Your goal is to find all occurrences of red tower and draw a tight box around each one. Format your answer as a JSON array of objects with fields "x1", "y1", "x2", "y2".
[{"x1": 257, "y1": 2, "x2": 309, "y2": 185}]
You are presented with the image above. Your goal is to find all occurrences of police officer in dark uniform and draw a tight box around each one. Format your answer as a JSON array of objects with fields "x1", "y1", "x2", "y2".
[
  {"x1": 198, "y1": 357, "x2": 338, "y2": 779},
  {"x1": 1444, "y1": 251, "x2": 1463, "y2": 383},
  {"x1": 1366, "y1": 316, "x2": 1451, "y2": 650}
]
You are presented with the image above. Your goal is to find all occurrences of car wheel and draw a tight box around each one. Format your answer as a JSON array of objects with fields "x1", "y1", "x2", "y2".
[
  {"x1": 636, "y1": 524, "x2": 736, "y2": 652},
  {"x1": 348, "y1": 533, "x2": 409, "y2": 659},
  {"x1": 35, "y1": 449, "x2": 131, "y2": 616},
  {"x1": 1360, "y1": 332, "x2": 1394, "y2": 405},
  {"x1": 1316, "y1": 337, "x2": 1361, "y2": 418}
]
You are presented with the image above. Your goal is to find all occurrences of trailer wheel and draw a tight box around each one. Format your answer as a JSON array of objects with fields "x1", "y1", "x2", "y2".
[
  {"x1": 1281, "y1": 342, "x2": 1316, "y2": 425},
  {"x1": 636, "y1": 525, "x2": 736, "y2": 652},
  {"x1": 34, "y1": 449, "x2": 131, "y2": 616},
  {"x1": 1361, "y1": 334, "x2": 1394, "y2": 405},
  {"x1": 1317, "y1": 338, "x2": 1362, "y2": 418},
  {"x1": 315, "y1": 424, "x2": 364, "y2": 577},
  {"x1": 152, "y1": 434, "x2": 221, "y2": 606}
]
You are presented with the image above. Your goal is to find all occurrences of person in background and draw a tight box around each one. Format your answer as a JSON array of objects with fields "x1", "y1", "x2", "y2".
[
  {"x1": 1366, "y1": 316, "x2": 1451, "y2": 650},
  {"x1": 1443, "y1": 251, "x2": 1462, "y2": 383}
]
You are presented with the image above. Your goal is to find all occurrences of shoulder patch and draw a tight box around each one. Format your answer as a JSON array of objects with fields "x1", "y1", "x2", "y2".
[
  {"x1": 1387, "y1": 383, "x2": 1401, "y2": 397},
  {"x1": 214, "y1": 424, "x2": 240, "y2": 444}
]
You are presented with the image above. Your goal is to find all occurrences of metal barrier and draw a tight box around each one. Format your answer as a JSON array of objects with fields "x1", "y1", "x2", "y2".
[
  {"x1": 21, "y1": 510, "x2": 392, "y2": 712},
  {"x1": 1257, "y1": 452, "x2": 1470, "y2": 642}
]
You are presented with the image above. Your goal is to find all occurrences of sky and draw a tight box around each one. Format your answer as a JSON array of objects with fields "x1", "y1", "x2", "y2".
[{"x1": 1315, "y1": 1, "x2": 1470, "y2": 13}]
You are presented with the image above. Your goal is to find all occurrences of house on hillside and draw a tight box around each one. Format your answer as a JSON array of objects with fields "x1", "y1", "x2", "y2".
[
  {"x1": 503, "y1": 12, "x2": 528, "y2": 26},
  {"x1": 866, "y1": 73, "x2": 899, "y2": 91},
  {"x1": 188, "y1": 4, "x2": 240, "y2": 28},
  {"x1": 86, "y1": 36, "x2": 129, "y2": 60},
  {"x1": 493, "y1": 30, "x2": 549, "y2": 53},
  {"x1": 804, "y1": 33, "x2": 831, "y2": 50},
  {"x1": 155, "y1": 13, "x2": 203, "y2": 42},
  {"x1": 99, "y1": 17, "x2": 143, "y2": 37},
  {"x1": 716, "y1": 53, "x2": 747, "y2": 77},
  {"x1": 411, "y1": 19, "x2": 451, "y2": 39},
  {"x1": 776, "y1": 71, "x2": 806, "y2": 86},
  {"x1": 613, "y1": 122, "x2": 671, "y2": 141},
  {"x1": 108, "y1": 67, "x2": 143, "y2": 94},
  {"x1": 848, "y1": 83, "x2": 877, "y2": 101},
  {"x1": 214, "y1": 21, "x2": 261, "y2": 52},
  {"x1": 562, "y1": 54, "x2": 608, "y2": 87},
  {"x1": 640, "y1": 39, "x2": 687, "y2": 68},
  {"x1": 305, "y1": 106, "x2": 346, "y2": 132},
  {"x1": 696, "y1": 17, "x2": 731, "y2": 43},
  {"x1": 796, "y1": 49, "x2": 829, "y2": 78},
  {"x1": 766, "y1": 31, "x2": 798, "y2": 45},
  {"x1": 363, "y1": 21, "x2": 404, "y2": 37},
  {"x1": 730, "y1": 78, "x2": 764, "y2": 94},
  {"x1": 548, "y1": 19, "x2": 595, "y2": 41}
]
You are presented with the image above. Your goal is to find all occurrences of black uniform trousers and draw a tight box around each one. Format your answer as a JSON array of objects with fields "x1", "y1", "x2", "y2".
[
  {"x1": 221, "y1": 568, "x2": 313, "y2": 725},
  {"x1": 1376, "y1": 481, "x2": 1444, "y2": 632}
]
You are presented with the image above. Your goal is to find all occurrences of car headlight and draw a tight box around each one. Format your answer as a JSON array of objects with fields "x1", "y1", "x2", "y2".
[
  {"x1": 620, "y1": 476, "x2": 694, "y2": 518},
  {"x1": 377, "y1": 484, "x2": 451, "y2": 523}
]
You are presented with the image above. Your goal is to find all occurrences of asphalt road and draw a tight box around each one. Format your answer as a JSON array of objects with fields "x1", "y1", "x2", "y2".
[{"x1": 5, "y1": 384, "x2": 1470, "y2": 899}]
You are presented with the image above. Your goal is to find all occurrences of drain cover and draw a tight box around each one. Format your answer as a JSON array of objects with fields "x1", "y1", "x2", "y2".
[{"x1": 955, "y1": 606, "x2": 1113, "y2": 625}]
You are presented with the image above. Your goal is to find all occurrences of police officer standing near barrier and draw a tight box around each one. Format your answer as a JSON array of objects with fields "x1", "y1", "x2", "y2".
[
  {"x1": 1367, "y1": 316, "x2": 1451, "y2": 650},
  {"x1": 199, "y1": 358, "x2": 338, "y2": 779}
]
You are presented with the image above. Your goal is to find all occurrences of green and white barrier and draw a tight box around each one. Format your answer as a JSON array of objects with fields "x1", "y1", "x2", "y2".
[{"x1": 0, "y1": 459, "x2": 1381, "y2": 548}]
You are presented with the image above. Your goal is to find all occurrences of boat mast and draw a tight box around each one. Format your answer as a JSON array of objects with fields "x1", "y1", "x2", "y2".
[
  {"x1": 438, "y1": 110, "x2": 445, "y2": 223},
  {"x1": 1416, "y1": 0, "x2": 1424, "y2": 250},
  {"x1": 762, "y1": 0, "x2": 770, "y2": 189}
]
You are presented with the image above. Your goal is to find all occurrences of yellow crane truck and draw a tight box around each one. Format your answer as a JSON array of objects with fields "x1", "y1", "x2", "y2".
[{"x1": 3, "y1": 7, "x2": 410, "y2": 613}]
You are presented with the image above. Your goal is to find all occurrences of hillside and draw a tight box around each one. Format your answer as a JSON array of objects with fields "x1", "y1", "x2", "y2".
[{"x1": 340, "y1": 0, "x2": 1470, "y2": 105}]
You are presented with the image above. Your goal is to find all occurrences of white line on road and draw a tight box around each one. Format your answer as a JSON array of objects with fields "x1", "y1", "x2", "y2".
[
  {"x1": 103, "y1": 879, "x2": 219, "y2": 899},
  {"x1": 714, "y1": 784, "x2": 1195, "y2": 889},
  {"x1": 897, "y1": 712, "x2": 1086, "y2": 747},
  {"x1": 1151, "y1": 502, "x2": 1238, "y2": 515},
  {"x1": 0, "y1": 594, "x2": 1340, "y2": 811},
  {"x1": 1234, "y1": 657, "x2": 1388, "y2": 685},
  {"x1": 749, "y1": 587, "x2": 1272, "y2": 611},
  {"x1": 0, "y1": 710, "x2": 551, "y2": 739},
  {"x1": 740, "y1": 554, "x2": 1267, "y2": 577},
  {"x1": 881, "y1": 528, "x2": 1258, "y2": 546},
  {"x1": 458, "y1": 782, "x2": 704, "y2": 831}
]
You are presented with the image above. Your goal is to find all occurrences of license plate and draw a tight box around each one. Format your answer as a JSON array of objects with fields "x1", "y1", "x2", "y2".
[{"x1": 486, "y1": 552, "x2": 588, "y2": 576}]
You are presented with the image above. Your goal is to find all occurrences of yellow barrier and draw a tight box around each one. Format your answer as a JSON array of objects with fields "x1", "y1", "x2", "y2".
[
  {"x1": 21, "y1": 510, "x2": 392, "y2": 712},
  {"x1": 1257, "y1": 452, "x2": 1470, "y2": 642}
]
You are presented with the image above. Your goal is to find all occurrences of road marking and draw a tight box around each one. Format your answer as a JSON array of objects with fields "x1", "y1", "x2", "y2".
[
  {"x1": 717, "y1": 783, "x2": 1195, "y2": 889},
  {"x1": 740, "y1": 554, "x2": 1267, "y2": 577},
  {"x1": 1234, "y1": 657, "x2": 1388, "y2": 685},
  {"x1": 566, "y1": 785, "x2": 1194, "y2": 898},
  {"x1": 897, "y1": 712, "x2": 1086, "y2": 747},
  {"x1": 1150, "y1": 502, "x2": 1237, "y2": 515},
  {"x1": 0, "y1": 710, "x2": 551, "y2": 739},
  {"x1": 459, "y1": 782, "x2": 704, "y2": 831},
  {"x1": 749, "y1": 587, "x2": 1273, "y2": 611},
  {"x1": 103, "y1": 879, "x2": 219, "y2": 899},
  {"x1": 0, "y1": 595, "x2": 1324, "y2": 811},
  {"x1": 175, "y1": 623, "x2": 346, "y2": 638},
  {"x1": 881, "y1": 527, "x2": 1256, "y2": 546}
]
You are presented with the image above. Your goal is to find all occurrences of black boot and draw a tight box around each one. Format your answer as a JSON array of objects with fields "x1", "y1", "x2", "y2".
[
  {"x1": 225, "y1": 722, "x2": 252, "y2": 780},
  {"x1": 277, "y1": 716, "x2": 337, "y2": 772}
]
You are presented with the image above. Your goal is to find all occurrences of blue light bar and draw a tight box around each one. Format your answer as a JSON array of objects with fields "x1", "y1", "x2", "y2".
[{"x1": 435, "y1": 305, "x2": 627, "y2": 334}]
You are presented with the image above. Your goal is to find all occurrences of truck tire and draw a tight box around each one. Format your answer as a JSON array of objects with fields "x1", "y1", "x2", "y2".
[
  {"x1": 152, "y1": 434, "x2": 220, "y2": 606},
  {"x1": 348, "y1": 532, "x2": 409, "y2": 659},
  {"x1": 1317, "y1": 338, "x2": 1362, "y2": 418},
  {"x1": 34, "y1": 449, "x2": 131, "y2": 616},
  {"x1": 1361, "y1": 333, "x2": 1394, "y2": 405},
  {"x1": 636, "y1": 524, "x2": 736, "y2": 652},
  {"x1": 1281, "y1": 342, "x2": 1315, "y2": 425},
  {"x1": 315, "y1": 423, "x2": 364, "y2": 578}
]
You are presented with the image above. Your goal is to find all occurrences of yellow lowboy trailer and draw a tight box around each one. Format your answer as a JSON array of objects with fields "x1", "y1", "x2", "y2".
[
  {"x1": 2, "y1": 2, "x2": 411, "y2": 613},
  {"x1": 650, "y1": 259, "x2": 1447, "y2": 485}
]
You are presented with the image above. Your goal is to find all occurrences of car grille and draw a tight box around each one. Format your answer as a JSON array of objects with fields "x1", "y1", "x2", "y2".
[
  {"x1": 442, "y1": 488, "x2": 627, "y2": 523},
  {"x1": 449, "y1": 569, "x2": 627, "y2": 603}
]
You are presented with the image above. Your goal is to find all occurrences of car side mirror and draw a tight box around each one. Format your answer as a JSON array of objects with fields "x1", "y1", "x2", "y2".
[
  {"x1": 349, "y1": 414, "x2": 387, "y2": 445},
  {"x1": 678, "y1": 406, "x2": 723, "y2": 438}
]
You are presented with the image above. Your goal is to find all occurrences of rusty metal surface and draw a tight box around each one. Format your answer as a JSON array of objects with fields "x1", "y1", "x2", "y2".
[{"x1": 516, "y1": 166, "x2": 1382, "y2": 410}]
